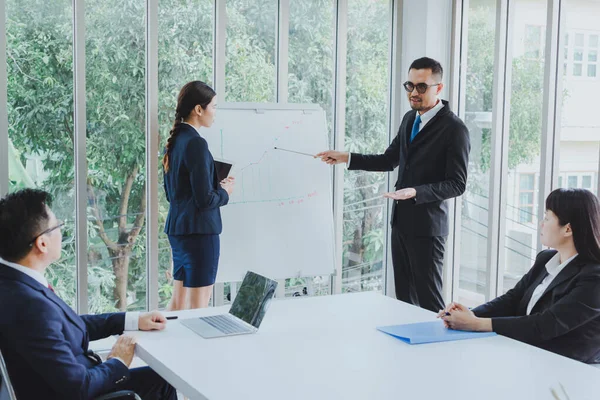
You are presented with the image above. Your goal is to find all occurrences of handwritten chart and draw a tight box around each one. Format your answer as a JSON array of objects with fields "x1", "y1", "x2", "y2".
[{"x1": 201, "y1": 104, "x2": 335, "y2": 282}]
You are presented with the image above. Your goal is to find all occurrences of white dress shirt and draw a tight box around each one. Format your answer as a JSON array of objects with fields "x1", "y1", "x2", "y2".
[
  {"x1": 347, "y1": 98, "x2": 445, "y2": 168},
  {"x1": 526, "y1": 252, "x2": 578, "y2": 315},
  {"x1": 416, "y1": 98, "x2": 445, "y2": 131}
]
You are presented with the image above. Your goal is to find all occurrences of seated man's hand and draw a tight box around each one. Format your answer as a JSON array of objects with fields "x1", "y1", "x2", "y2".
[
  {"x1": 139, "y1": 310, "x2": 167, "y2": 331},
  {"x1": 108, "y1": 335, "x2": 137, "y2": 367}
]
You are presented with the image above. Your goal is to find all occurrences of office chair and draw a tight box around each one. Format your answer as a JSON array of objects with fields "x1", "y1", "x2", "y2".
[
  {"x1": 0, "y1": 350, "x2": 17, "y2": 400},
  {"x1": 0, "y1": 349, "x2": 141, "y2": 400}
]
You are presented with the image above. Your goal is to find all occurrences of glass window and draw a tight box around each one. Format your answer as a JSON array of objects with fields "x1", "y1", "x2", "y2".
[
  {"x1": 288, "y1": 0, "x2": 334, "y2": 138},
  {"x1": 342, "y1": 0, "x2": 390, "y2": 293},
  {"x1": 502, "y1": 0, "x2": 548, "y2": 293},
  {"x1": 287, "y1": 0, "x2": 335, "y2": 297},
  {"x1": 565, "y1": 31, "x2": 600, "y2": 78},
  {"x1": 524, "y1": 25, "x2": 543, "y2": 59},
  {"x1": 157, "y1": 0, "x2": 214, "y2": 308},
  {"x1": 573, "y1": 33, "x2": 585, "y2": 76},
  {"x1": 567, "y1": 175, "x2": 578, "y2": 188},
  {"x1": 559, "y1": 1, "x2": 600, "y2": 209},
  {"x1": 225, "y1": 0, "x2": 277, "y2": 102},
  {"x1": 589, "y1": 34, "x2": 599, "y2": 78},
  {"x1": 457, "y1": 0, "x2": 497, "y2": 306},
  {"x1": 518, "y1": 174, "x2": 535, "y2": 224},
  {"x1": 563, "y1": 34, "x2": 569, "y2": 76},
  {"x1": 86, "y1": 0, "x2": 146, "y2": 312},
  {"x1": 6, "y1": 0, "x2": 77, "y2": 308},
  {"x1": 519, "y1": 173, "x2": 535, "y2": 190},
  {"x1": 519, "y1": 192, "x2": 533, "y2": 203}
]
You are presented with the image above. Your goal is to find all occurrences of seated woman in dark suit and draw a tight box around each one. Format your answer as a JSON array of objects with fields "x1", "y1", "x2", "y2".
[{"x1": 439, "y1": 188, "x2": 600, "y2": 363}]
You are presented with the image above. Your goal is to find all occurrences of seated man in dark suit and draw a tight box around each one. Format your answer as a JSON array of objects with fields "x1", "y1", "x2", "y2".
[
  {"x1": 0, "y1": 189, "x2": 177, "y2": 400},
  {"x1": 439, "y1": 188, "x2": 600, "y2": 364}
]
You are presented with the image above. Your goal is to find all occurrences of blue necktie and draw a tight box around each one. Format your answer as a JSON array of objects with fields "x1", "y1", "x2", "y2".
[{"x1": 410, "y1": 113, "x2": 421, "y2": 143}]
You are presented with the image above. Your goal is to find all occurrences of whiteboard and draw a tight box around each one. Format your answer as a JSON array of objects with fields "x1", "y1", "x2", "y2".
[{"x1": 200, "y1": 103, "x2": 335, "y2": 283}]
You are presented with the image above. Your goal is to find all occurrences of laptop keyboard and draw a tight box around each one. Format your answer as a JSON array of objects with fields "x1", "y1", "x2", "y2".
[{"x1": 202, "y1": 314, "x2": 253, "y2": 335}]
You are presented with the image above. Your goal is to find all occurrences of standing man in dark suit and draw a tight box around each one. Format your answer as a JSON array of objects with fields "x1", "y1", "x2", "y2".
[
  {"x1": 317, "y1": 57, "x2": 470, "y2": 312},
  {"x1": 0, "y1": 189, "x2": 177, "y2": 400}
]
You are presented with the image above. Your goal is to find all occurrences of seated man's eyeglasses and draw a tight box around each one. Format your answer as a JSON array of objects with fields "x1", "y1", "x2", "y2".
[
  {"x1": 403, "y1": 81, "x2": 440, "y2": 94},
  {"x1": 29, "y1": 220, "x2": 64, "y2": 246}
]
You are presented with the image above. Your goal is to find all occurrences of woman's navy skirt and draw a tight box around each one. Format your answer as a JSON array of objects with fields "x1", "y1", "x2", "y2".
[{"x1": 167, "y1": 234, "x2": 220, "y2": 287}]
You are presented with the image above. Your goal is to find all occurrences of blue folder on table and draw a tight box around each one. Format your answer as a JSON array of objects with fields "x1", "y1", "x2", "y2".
[{"x1": 377, "y1": 320, "x2": 496, "y2": 344}]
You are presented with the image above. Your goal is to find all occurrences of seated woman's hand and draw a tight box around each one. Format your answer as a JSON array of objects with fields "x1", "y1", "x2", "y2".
[
  {"x1": 441, "y1": 304, "x2": 492, "y2": 332},
  {"x1": 436, "y1": 302, "x2": 463, "y2": 318}
]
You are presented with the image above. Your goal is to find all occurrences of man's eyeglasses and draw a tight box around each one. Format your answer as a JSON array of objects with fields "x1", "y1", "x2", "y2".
[
  {"x1": 29, "y1": 220, "x2": 65, "y2": 246},
  {"x1": 403, "y1": 81, "x2": 440, "y2": 94}
]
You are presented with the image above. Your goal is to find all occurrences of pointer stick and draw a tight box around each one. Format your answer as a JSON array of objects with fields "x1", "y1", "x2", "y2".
[{"x1": 273, "y1": 147, "x2": 315, "y2": 157}]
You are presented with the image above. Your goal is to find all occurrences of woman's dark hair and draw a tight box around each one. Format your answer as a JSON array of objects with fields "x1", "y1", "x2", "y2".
[
  {"x1": 162, "y1": 81, "x2": 216, "y2": 172},
  {"x1": 546, "y1": 188, "x2": 600, "y2": 263},
  {"x1": 0, "y1": 189, "x2": 52, "y2": 262}
]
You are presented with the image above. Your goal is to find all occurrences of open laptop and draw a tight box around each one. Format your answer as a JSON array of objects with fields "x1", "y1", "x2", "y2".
[{"x1": 181, "y1": 271, "x2": 277, "y2": 339}]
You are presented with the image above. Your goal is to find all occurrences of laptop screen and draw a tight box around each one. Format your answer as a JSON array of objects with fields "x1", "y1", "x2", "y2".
[{"x1": 229, "y1": 271, "x2": 278, "y2": 328}]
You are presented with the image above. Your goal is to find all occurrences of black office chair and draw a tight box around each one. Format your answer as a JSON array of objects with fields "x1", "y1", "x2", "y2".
[
  {"x1": 0, "y1": 350, "x2": 17, "y2": 400},
  {"x1": 0, "y1": 349, "x2": 141, "y2": 400}
]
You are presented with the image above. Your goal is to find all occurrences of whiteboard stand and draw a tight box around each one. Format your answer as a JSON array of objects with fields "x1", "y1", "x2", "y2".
[
  {"x1": 213, "y1": 282, "x2": 225, "y2": 306},
  {"x1": 305, "y1": 278, "x2": 314, "y2": 296},
  {"x1": 229, "y1": 282, "x2": 238, "y2": 303},
  {"x1": 275, "y1": 279, "x2": 286, "y2": 298}
]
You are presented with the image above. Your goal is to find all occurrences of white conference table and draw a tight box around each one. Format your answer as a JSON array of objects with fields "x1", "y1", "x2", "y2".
[{"x1": 134, "y1": 292, "x2": 600, "y2": 399}]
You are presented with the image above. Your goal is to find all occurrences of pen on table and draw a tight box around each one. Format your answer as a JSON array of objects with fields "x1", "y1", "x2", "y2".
[{"x1": 166, "y1": 316, "x2": 178, "y2": 320}]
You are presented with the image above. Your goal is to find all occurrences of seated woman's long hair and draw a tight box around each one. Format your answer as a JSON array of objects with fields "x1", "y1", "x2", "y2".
[{"x1": 545, "y1": 188, "x2": 600, "y2": 263}]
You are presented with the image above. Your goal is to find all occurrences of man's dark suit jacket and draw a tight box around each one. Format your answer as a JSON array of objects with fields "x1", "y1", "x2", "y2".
[
  {"x1": 0, "y1": 264, "x2": 131, "y2": 399},
  {"x1": 349, "y1": 100, "x2": 470, "y2": 237},
  {"x1": 473, "y1": 250, "x2": 600, "y2": 364},
  {"x1": 163, "y1": 123, "x2": 229, "y2": 235}
]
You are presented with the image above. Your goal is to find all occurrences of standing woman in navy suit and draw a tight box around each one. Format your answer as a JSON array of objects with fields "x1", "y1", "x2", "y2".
[{"x1": 163, "y1": 81, "x2": 234, "y2": 309}]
